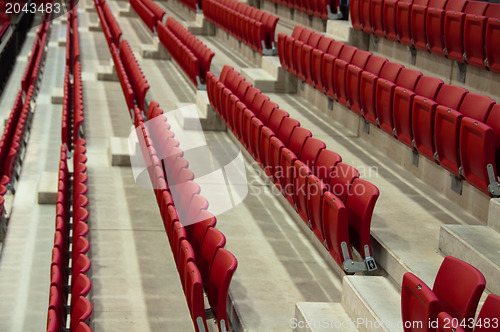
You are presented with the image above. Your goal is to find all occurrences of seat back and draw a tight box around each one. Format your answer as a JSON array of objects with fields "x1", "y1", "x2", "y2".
[
  {"x1": 207, "y1": 248, "x2": 238, "y2": 332},
  {"x1": 401, "y1": 272, "x2": 441, "y2": 332},
  {"x1": 432, "y1": 256, "x2": 486, "y2": 330},
  {"x1": 313, "y1": 149, "x2": 342, "y2": 184},
  {"x1": 474, "y1": 294, "x2": 500, "y2": 332}
]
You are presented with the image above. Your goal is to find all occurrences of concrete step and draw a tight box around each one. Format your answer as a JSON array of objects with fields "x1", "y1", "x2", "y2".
[
  {"x1": 439, "y1": 224, "x2": 500, "y2": 295},
  {"x1": 488, "y1": 198, "x2": 500, "y2": 233},
  {"x1": 180, "y1": 14, "x2": 215, "y2": 35},
  {"x1": 37, "y1": 171, "x2": 58, "y2": 205},
  {"x1": 342, "y1": 276, "x2": 403, "y2": 332},
  {"x1": 294, "y1": 302, "x2": 359, "y2": 331},
  {"x1": 241, "y1": 56, "x2": 297, "y2": 93},
  {"x1": 326, "y1": 20, "x2": 369, "y2": 49}
]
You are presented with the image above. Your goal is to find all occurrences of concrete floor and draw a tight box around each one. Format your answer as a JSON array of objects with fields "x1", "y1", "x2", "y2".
[{"x1": 0, "y1": 1, "x2": 492, "y2": 331}]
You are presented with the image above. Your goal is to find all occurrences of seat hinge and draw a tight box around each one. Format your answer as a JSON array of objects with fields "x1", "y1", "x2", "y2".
[{"x1": 487, "y1": 164, "x2": 500, "y2": 197}]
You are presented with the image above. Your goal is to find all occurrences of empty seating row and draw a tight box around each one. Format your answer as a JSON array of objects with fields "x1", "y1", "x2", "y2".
[
  {"x1": 402, "y1": 256, "x2": 498, "y2": 332},
  {"x1": 129, "y1": 0, "x2": 164, "y2": 33},
  {"x1": 207, "y1": 65, "x2": 380, "y2": 273},
  {"x1": 133, "y1": 104, "x2": 238, "y2": 332},
  {"x1": 278, "y1": 26, "x2": 500, "y2": 196},
  {"x1": 350, "y1": 0, "x2": 500, "y2": 73},
  {"x1": 47, "y1": 8, "x2": 92, "y2": 332},
  {"x1": 266, "y1": 0, "x2": 343, "y2": 20},
  {"x1": 157, "y1": 17, "x2": 215, "y2": 88},
  {"x1": 94, "y1": 0, "x2": 151, "y2": 112},
  {"x1": 203, "y1": 0, "x2": 279, "y2": 54},
  {"x1": 93, "y1": 8, "x2": 239, "y2": 330},
  {"x1": 0, "y1": 13, "x2": 50, "y2": 193}
]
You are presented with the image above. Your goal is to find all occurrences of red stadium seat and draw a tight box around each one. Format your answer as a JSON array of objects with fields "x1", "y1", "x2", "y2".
[
  {"x1": 410, "y1": 0, "x2": 447, "y2": 51},
  {"x1": 444, "y1": 1, "x2": 488, "y2": 63},
  {"x1": 432, "y1": 256, "x2": 486, "y2": 332},
  {"x1": 412, "y1": 84, "x2": 466, "y2": 160},
  {"x1": 437, "y1": 312, "x2": 466, "y2": 332},
  {"x1": 426, "y1": 0, "x2": 467, "y2": 56},
  {"x1": 334, "y1": 50, "x2": 371, "y2": 107},
  {"x1": 311, "y1": 37, "x2": 334, "y2": 91},
  {"x1": 313, "y1": 149, "x2": 342, "y2": 184},
  {"x1": 401, "y1": 272, "x2": 441, "y2": 331},
  {"x1": 474, "y1": 294, "x2": 500, "y2": 332},
  {"x1": 375, "y1": 68, "x2": 422, "y2": 135},
  {"x1": 329, "y1": 163, "x2": 360, "y2": 203},
  {"x1": 322, "y1": 191, "x2": 351, "y2": 269},
  {"x1": 434, "y1": 94, "x2": 494, "y2": 176},
  {"x1": 383, "y1": 0, "x2": 399, "y2": 41},
  {"x1": 293, "y1": 160, "x2": 312, "y2": 223},
  {"x1": 393, "y1": 75, "x2": 443, "y2": 148},
  {"x1": 185, "y1": 262, "x2": 208, "y2": 332}
]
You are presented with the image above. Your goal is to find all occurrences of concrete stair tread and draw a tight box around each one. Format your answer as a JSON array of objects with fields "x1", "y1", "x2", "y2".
[
  {"x1": 440, "y1": 224, "x2": 500, "y2": 294},
  {"x1": 343, "y1": 276, "x2": 403, "y2": 332},
  {"x1": 295, "y1": 302, "x2": 359, "y2": 331}
]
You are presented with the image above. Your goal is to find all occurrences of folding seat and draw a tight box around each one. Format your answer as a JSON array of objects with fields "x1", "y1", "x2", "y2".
[
  {"x1": 276, "y1": 117, "x2": 300, "y2": 147},
  {"x1": 375, "y1": 68, "x2": 421, "y2": 135},
  {"x1": 278, "y1": 33, "x2": 288, "y2": 70},
  {"x1": 434, "y1": 94, "x2": 494, "y2": 176},
  {"x1": 350, "y1": 0, "x2": 362, "y2": 30},
  {"x1": 432, "y1": 256, "x2": 485, "y2": 332},
  {"x1": 367, "y1": 0, "x2": 382, "y2": 36},
  {"x1": 360, "y1": 61, "x2": 403, "y2": 125},
  {"x1": 171, "y1": 221, "x2": 187, "y2": 264},
  {"x1": 220, "y1": 88, "x2": 233, "y2": 124},
  {"x1": 225, "y1": 69, "x2": 244, "y2": 93},
  {"x1": 300, "y1": 138, "x2": 326, "y2": 172},
  {"x1": 288, "y1": 127, "x2": 312, "y2": 158},
  {"x1": 393, "y1": 75, "x2": 443, "y2": 148},
  {"x1": 199, "y1": 227, "x2": 226, "y2": 284},
  {"x1": 485, "y1": 8, "x2": 500, "y2": 73},
  {"x1": 397, "y1": 0, "x2": 429, "y2": 46},
  {"x1": 426, "y1": 0, "x2": 467, "y2": 56},
  {"x1": 259, "y1": 101, "x2": 278, "y2": 126},
  {"x1": 474, "y1": 294, "x2": 500, "y2": 332},
  {"x1": 242, "y1": 108, "x2": 256, "y2": 152},
  {"x1": 313, "y1": 149, "x2": 342, "y2": 185},
  {"x1": 232, "y1": 101, "x2": 247, "y2": 143},
  {"x1": 185, "y1": 261, "x2": 209, "y2": 332},
  {"x1": 306, "y1": 174, "x2": 328, "y2": 243},
  {"x1": 267, "y1": 109, "x2": 289, "y2": 134},
  {"x1": 464, "y1": 4, "x2": 500, "y2": 69},
  {"x1": 47, "y1": 309, "x2": 62, "y2": 332},
  {"x1": 345, "y1": 178, "x2": 379, "y2": 258},
  {"x1": 459, "y1": 106, "x2": 499, "y2": 195},
  {"x1": 163, "y1": 205, "x2": 180, "y2": 242},
  {"x1": 219, "y1": 65, "x2": 233, "y2": 84},
  {"x1": 72, "y1": 253, "x2": 91, "y2": 285},
  {"x1": 444, "y1": 1, "x2": 488, "y2": 63},
  {"x1": 329, "y1": 163, "x2": 360, "y2": 203},
  {"x1": 321, "y1": 191, "x2": 350, "y2": 268},
  {"x1": 185, "y1": 210, "x2": 216, "y2": 257},
  {"x1": 311, "y1": 37, "x2": 334, "y2": 91},
  {"x1": 292, "y1": 29, "x2": 314, "y2": 77},
  {"x1": 73, "y1": 220, "x2": 89, "y2": 242},
  {"x1": 70, "y1": 296, "x2": 92, "y2": 331},
  {"x1": 71, "y1": 273, "x2": 91, "y2": 308},
  {"x1": 321, "y1": 41, "x2": 345, "y2": 95},
  {"x1": 410, "y1": 0, "x2": 447, "y2": 51},
  {"x1": 401, "y1": 273, "x2": 441, "y2": 331},
  {"x1": 226, "y1": 94, "x2": 240, "y2": 134},
  {"x1": 325, "y1": 45, "x2": 356, "y2": 99},
  {"x1": 235, "y1": 80, "x2": 252, "y2": 101},
  {"x1": 279, "y1": 148, "x2": 298, "y2": 204},
  {"x1": 360, "y1": 0, "x2": 373, "y2": 33},
  {"x1": 72, "y1": 236, "x2": 90, "y2": 263},
  {"x1": 250, "y1": 117, "x2": 264, "y2": 163},
  {"x1": 207, "y1": 248, "x2": 238, "y2": 332},
  {"x1": 48, "y1": 286, "x2": 65, "y2": 330},
  {"x1": 269, "y1": 138, "x2": 286, "y2": 189},
  {"x1": 293, "y1": 160, "x2": 312, "y2": 223},
  {"x1": 178, "y1": 239, "x2": 196, "y2": 289},
  {"x1": 334, "y1": 50, "x2": 371, "y2": 107},
  {"x1": 346, "y1": 55, "x2": 387, "y2": 115},
  {"x1": 300, "y1": 34, "x2": 324, "y2": 84},
  {"x1": 243, "y1": 87, "x2": 261, "y2": 110},
  {"x1": 412, "y1": 84, "x2": 467, "y2": 161}
]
